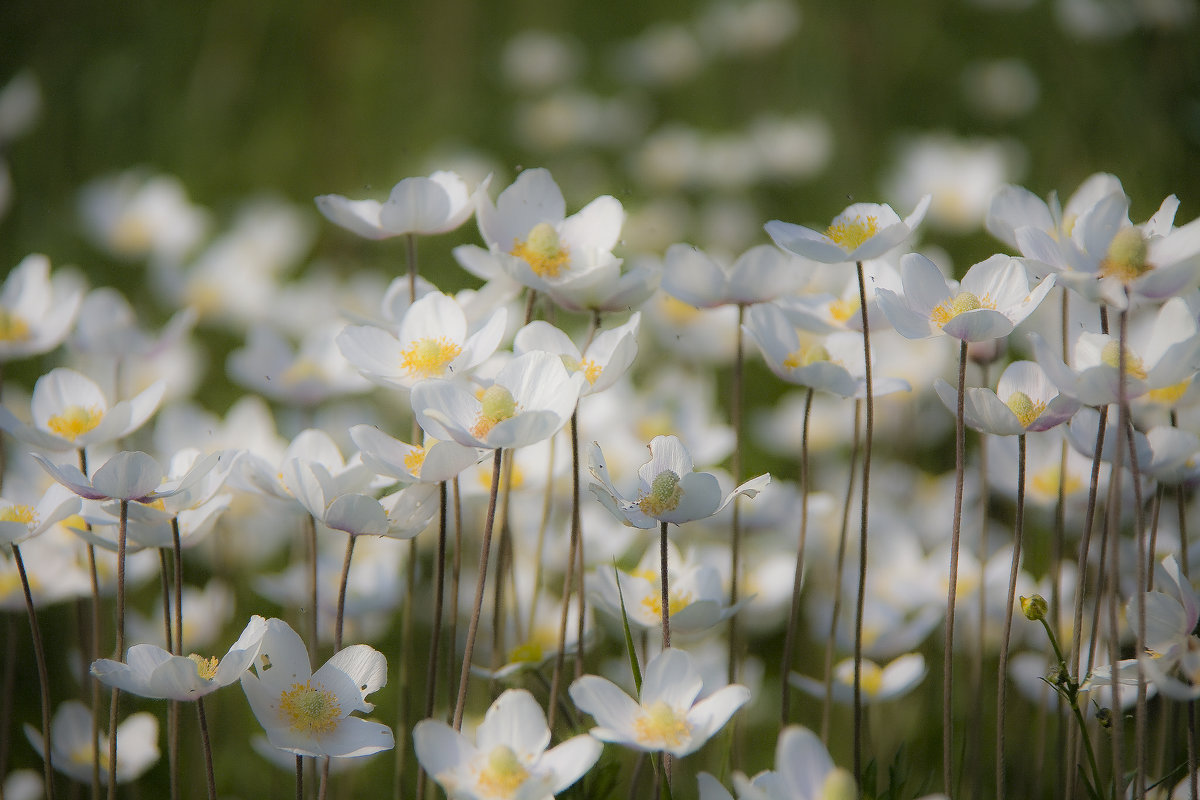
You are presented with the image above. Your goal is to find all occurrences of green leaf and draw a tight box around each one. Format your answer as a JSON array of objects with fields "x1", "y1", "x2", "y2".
[{"x1": 613, "y1": 559, "x2": 643, "y2": 696}]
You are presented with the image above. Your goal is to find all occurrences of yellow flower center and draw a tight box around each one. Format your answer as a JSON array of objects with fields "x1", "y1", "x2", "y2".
[
  {"x1": 929, "y1": 291, "x2": 986, "y2": 328},
  {"x1": 820, "y1": 769, "x2": 859, "y2": 800},
  {"x1": 112, "y1": 215, "x2": 153, "y2": 256},
  {"x1": 69, "y1": 741, "x2": 97, "y2": 767},
  {"x1": 471, "y1": 385, "x2": 518, "y2": 439},
  {"x1": 284, "y1": 358, "x2": 326, "y2": 387},
  {"x1": 633, "y1": 700, "x2": 692, "y2": 749},
  {"x1": 659, "y1": 295, "x2": 700, "y2": 325},
  {"x1": 640, "y1": 587, "x2": 693, "y2": 619},
  {"x1": 188, "y1": 654, "x2": 220, "y2": 681},
  {"x1": 0, "y1": 504, "x2": 37, "y2": 526},
  {"x1": 279, "y1": 680, "x2": 341, "y2": 735},
  {"x1": 782, "y1": 344, "x2": 830, "y2": 370},
  {"x1": 562, "y1": 356, "x2": 601, "y2": 385},
  {"x1": 1099, "y1": 227, "x2": 1150, "y2": 283},
  {"x1": 511, "y1": 222, "x2": 570, "y2": 278},
  {"x1": 0, "y1": 309, "x2": 31, "y2": 342},
  {"x1": 637, "y1": 470, "x2": 683, "y2": 517},
  {"x1": 400, "y1": 337, "x2": 462, "y2": 379},
  {"x1": 1005, "y1": 390, "x2": 1046, "y2": 428},
  {"x1": 1030, "y1": 464, "x2": 1083, "y2": 502},
  {"x1": 506, "y1": 627, "x2": 556, "y2": 665},
  {"x1": 828, "y1": 297, "x2": 861, "y2": 324},
  {"x1": 46, "y1": 405, "x2": 104, "y2": 441},
  {"x1": 1147, "y1": 377, "x2": 1192, "y2": 406},
  {"x1": 403, "y1": 446, "x2": 428, "y2": 475},
  {"x1": 825, "y1": 215, "x2": 879, "y2": 251},
  {"x1": 1100, "y1": 341, "x2": 1147, "y2": 380},
  {"x1": 476, "y1": 745, "x2": 530, "y2": 798}
]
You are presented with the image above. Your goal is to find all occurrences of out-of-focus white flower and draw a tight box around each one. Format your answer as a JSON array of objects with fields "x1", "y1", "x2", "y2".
[
  {"x1": 25, "y1": 701, "x2": 158, "y2": 785},
  {"x1": 513, "y1": 314, "x2": 640, "y2": 396},
  {"x1": 78, "y1": 170, "x2": 210, "y2": 263},
  {"x1": 0, "y1": 483, "x2": 80, "y2": 545},
  {"x1": 0, "y1": 255, "x2": 84, "y2": 362},
  {"x1": 789, "y1": 653, "x2": 927, "y2": 705},
  {"x1": 960, "y1": 59, "x2": 1040, "y2": 121},
  {"x1": 882, "y1": 133, "x2": 1025, "y2": 234},
  {"x1": 315, "y1": 171, "x2": 478, "y2": 240},
  {"x1": 767, "y1": 197, "x2": 931, "y2": 264},
  {"x1": 501, "y1": 30, "x2": 582, "y2": 91},
  {"x1": 229, "y1": 323, "x2": 372, "y2": 406},
  {"x1": 695, "y1": 0, "x2": 802, "y2": 57}
]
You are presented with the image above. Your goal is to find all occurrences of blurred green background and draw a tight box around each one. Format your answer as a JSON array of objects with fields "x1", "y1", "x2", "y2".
[{"x1": 3, "y1": 0, "x2": 1199, "y2": 289}]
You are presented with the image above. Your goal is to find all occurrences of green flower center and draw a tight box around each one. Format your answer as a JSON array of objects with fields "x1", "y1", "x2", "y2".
[
  {"x1": 638, "y1": 470, "x2": 683, "y2": 517},
  {"x1": 1100, "y1": 227, "x2": 1150, "y2": 282}
]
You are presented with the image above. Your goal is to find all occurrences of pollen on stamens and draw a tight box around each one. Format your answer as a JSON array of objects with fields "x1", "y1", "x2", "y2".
[
  {"x1": 403, "y1": 446, "x2": 428, "y2": 475},
  {"x1": 825, "y1": 215, "x2": 880, "y2": 251},
  {"x1": 188, "y1": 654, "x2": 220, "y2": 681},
  {"x1": 400, "y1": 337, "x2": 462, "y2": 379},
  {"x1": 475, "y1": 745, "x2": 531, "y2": 798},
  {"x1": 46, "y1": 405, "x2": 104, "y2": 441},
  {"x1": 782, "y1": 344, "x2": 829, "y2": 370},
  {"x1": 561, "y1": 356, "x2": 602, "y2": 385},
  {"x1": 836, "y1": 658, "x2": 884, "y2": 696},
  {"x1": 632, "y1": 700, "x2": 692, "y2": 749},
  {"x1": 278, "y1": 680, "x2": 341, "y2": 735},
  {"x1": 511, "y1": 222, "x2": 570, "y2": 278},
  {"x1": 471, "y1": 384, "x2": 518, "y2": 440},
  {"x1": 640, "y1": 588, "x2": 693, "y2": 619},
  {"x1": 1100, "y1": 340, "x2": 1148, "y2": 380},
  {"x1": 637, "y1": 470, "x2": 683, "y2": 517},
  {"x1": 0, "y1": 504, "x2": 37, "y2": 526},
  {"x1": 0, "y1": 309, "x2": 31, "y2": 342},
  {"x1": 930, "y1": 291, "x2": 984, "y2": 327},
  {"x1": 1005, "y1": 390, "x2": 1045, "y2": 428}
]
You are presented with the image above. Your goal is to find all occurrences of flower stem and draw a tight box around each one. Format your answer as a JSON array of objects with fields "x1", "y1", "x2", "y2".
[
  {"x1": 660, "y1": 521, "x2": 671, "y2": 650},
  {"x1": 415, "y1": 481, "x2": 448, "y2": 800},
  {"x1": 196, "y1": 696, "x2": 216, "y2": 800},
  {"x1": 995, "y1": 433, "x2": 1027, "y2": 800},
  {"x1": 107, "y1": 497, "x2": 129, "y2": 800},
  {"x1": 821, "y1": 398, "x2": 861, "y2": 744},
  {"x1": 943, "y1": 339, "x2": 967, "y2": 796},
  {"x1": 12, "y1": 543, "x2": 55, "y2": 800},
  {"x1": 853, "y1": 260, "x2": 874, "y2": 784},
  {"x1": 728, "y1": 303, "x2": 745, "y2": 686},
  {"x1": 334, "y1": 532, "x2": 356, "y2": 651},
  {"x1": 296, "y1": 755, "x2": 304, "y2": 800},
  {"x1": 304, "y1": 513, "x2": 318, "y2": 658},
  {"x1": 453, "y1": 448, "x2": 503, "y2": 730},
  {"x1": 157, "y1": 548, "x2": 177, "y2": 800},
  {"x1": 548, "y1": 412, "x2": 583, "y2": 732},
  {"x1": 780, "y1": 386, "x2": 813, "y2": 727}
]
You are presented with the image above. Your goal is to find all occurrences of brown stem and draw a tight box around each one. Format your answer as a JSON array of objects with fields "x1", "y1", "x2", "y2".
[
  {"x1": 943, "y1": 339, "x2": 967, "y2": 796},
  {"x1": 780, "y1": 387, "x2": 813, "y2": 727}
]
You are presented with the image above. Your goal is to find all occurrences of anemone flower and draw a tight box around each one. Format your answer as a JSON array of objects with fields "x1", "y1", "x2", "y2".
[{"x1": 414, "y1": 688, "x2": 600, "y2": 800}]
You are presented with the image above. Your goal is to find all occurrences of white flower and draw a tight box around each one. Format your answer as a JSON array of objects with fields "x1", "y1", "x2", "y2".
[
  {"x1": 0, "y1": 483, "x2": 80, "y2": 545},
  {"x1": 0, "y1": 367, "x2": 164, "y2": 451},
  {"x1": 413, "y1": 350, "x2": 586, "y2": 450},
  {"x1": 0, "y1": 254, "x2": 84, "y2": 361},
  {"x1": 240, "y1": 617, "x2": 394, "y2": 758},
  {"x1": 414, "y1": 688, "x2": 601, "y2": 800},
  {"x1": 569, "y1": 647, "x2": 750, "y2": 757},
  {"x1": 588, "y1": 434, "x2": 769, "y2": 529},
  {"x1": 934, "y1": 359, "x2": 1080, "y2": 435},
  {"x1": 662, "y1": 243, "x2": 808, "y2": 307},
  {"x1": 877, "y1": 252, "x2": 1054, "y2": 342},
  {"x1": 24, "y1": 701, "x2": 159, "y2": 785},
  {"x1": 512, "y1": 313, "x2": 640, "y2": 396},
  {"x1": 337, "y1": 291, "x2": 507, "y2": 390},
  {"x1": 91, "y1": 615, "x2": 267, "y2": 701},
  {"x1": 476, "y1": 168, "x2": 624, "y2": 295},
  {"x1": 765, "y1": 196, "x2": 930, "y2": 264},
  {"x1": 315, "y1": 170, "x2": 478, "y2": 239},
  {"x1": 789, "y1": 653, "x2": 927, "y2": 705}
]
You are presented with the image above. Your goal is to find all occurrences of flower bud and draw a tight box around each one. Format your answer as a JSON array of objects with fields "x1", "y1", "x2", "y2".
[{"x1": 1020, "y1": 594, "x2": 1048, "y2": 622}]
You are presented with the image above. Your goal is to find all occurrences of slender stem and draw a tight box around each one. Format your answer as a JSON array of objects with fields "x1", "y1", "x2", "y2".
[
  {"x1": 446, "y1": 478, "x2": 463, "y2": 715},
  {"x1": 780, "y1": 387, "x2": 814, "y2": 727},
  {"x1": 296, "y1": 755, "x2": 304, "y2": 800},
  {"x1": 453, "y1": 448, "x2": 504, "y2": 730},
  {"x1": 196, "y1": 696, "x2": 217, "y2": 800},
  {"x1": 158, "y1": 549, "x2": 174, "y2": 654},
  {"x1": 406, "y1": 233, "x2": 418, "y2": 304},
  {"x1": 548, "y1": 412, "x2": 582, "y2": 732},
  {"x1": 943, "y1": 339, "x2": 967, "y2": 796},
  {"x1": 660, "y1": 521, "x2": 671, "y2": 649},
  {"x1": 334, "y1": 533, "x2": 356, "y2": 651},
  {"x1": 852, "y1": 260, "x2": 874, "y2": 784},
  {"x1": 304, "y1": 514, "x2": 318, "y2": 658},
  {"x1": 172, "y1": 519, "x2": 183, "y2": 652},
  {"x1": 821, "y1": 399, "x2": 861, "y2": 744},
  {"x1": 13, "y1": 544, "x2": 55, "y2": 800},
  {"x1": 995, "y1": 434, "x2": 1027, "y2": 800},
  {"x1": 416, "y1": 482, "x2": 449, "y2": 800},
  {"x1": 158, "y1": 547, "x2": 178, "y2": 800},
  {"x1": 107, "y1": 498, "x2": 129, "y2": 800},
  {"x1": 318, "y1": 758, "x2": 330, "y2": 800},
  {"x1": 728, "y1": 304, "x2": 745, "y2": 685},
  {"x1": 397, "y1": 537, "x2": 417, "y2": 795}
]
